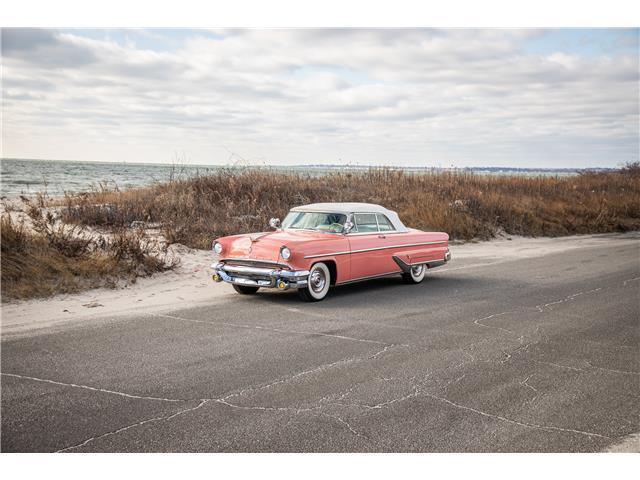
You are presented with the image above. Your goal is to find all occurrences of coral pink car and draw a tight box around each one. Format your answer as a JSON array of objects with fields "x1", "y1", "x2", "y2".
[{"x1": 211, "y1": 203, "x2": 450, "y2": 301}]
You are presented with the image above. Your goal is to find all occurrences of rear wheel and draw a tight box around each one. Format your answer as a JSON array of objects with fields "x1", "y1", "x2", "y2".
[
  {"x1": 402, "y1": 264, "x2": 426, "y2": 284},
  {"x1": 233, "y1": 284, "x2": 260, "y2": 295},
  {"x1": 298, "y1": 262, "x2": 331, "y2": 302}
]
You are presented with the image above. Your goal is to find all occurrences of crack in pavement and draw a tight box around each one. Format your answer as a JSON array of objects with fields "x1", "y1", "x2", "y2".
[
  {"x1": 220, "y1": 356, "x2": 363, "y2": 402},
  {"x1": 209, "y1": 345, "x2": 420, "y2": 420},
  {"x1": 519, "y1": 374, "x2": 543, "y2": 406},
  {"x1": 321, "y1": 376, "x2": 610, "y2": 441},
  {"x1": 465, "y1": 279, "x2": 634, "y2": 369},
  {"x1": 34, "y1": 342, "x2": 404, "y2": 452},
  {"x1": 519, "y1": 374, "x2": 539, "y2": 395},
  {"x1": 444, "y1": 374, "x2": 467, "y2": 390},
  {"x1": 585, "y1": 362, "x2": 640, "y2": 376},
  {"x1": 151, "y1": 312, "x2": 388, "y2": 346},
  {"x1": 535, "y1": 288, "x2": 602, "y2": 313},
  {"x1": 61, "y1": 391, "x2": 370, "y2": 450},
  {"x1": 56, "y1": 399, "x2": 210, "y2": 452},
  {"x1": 219, "y1": 343, "x2": 401, "y2": 404},
  {"x1": 329, "y1": 375, "x2": 428, "y2": 412},
  {"x1": 350, "y1": 384, "x2": 423, "y2": 410},
  {"x1": 470, "y1": 280, "x2": 628, "y2": 337},
  {"x1": 213, "y1": 398, "x2": 303, "y2": 412},
  {"x1": 317, "y1": 412, "x2": 369, "y2": 441},
  {"x1": 535, "y1": 360, "x2": 585, "y2": 372},
  {"x1": 473, "y1": 311, "x2": 517, "y2": 334},
  {"x1": 536, "y1": 360, "x2": 640, "y2": 376},
  {"x1": 421, "y1": 392, "x2": 610, "y2": 440},
  {"x1": 212, "y1": 398, "x2": 321, "y2": 415},
  {"x1": 1, "y1": 372, "x2": 185, "y2": 402}
]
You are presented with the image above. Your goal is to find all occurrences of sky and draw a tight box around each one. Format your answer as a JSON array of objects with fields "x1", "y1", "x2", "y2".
[{"x1": 1, "y1": 28, "x2": 638, "y2": 168}]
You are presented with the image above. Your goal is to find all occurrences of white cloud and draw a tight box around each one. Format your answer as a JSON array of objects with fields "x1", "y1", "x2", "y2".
[{"x1": 1, "y1": 28, "x2": 638, "y2": 167}]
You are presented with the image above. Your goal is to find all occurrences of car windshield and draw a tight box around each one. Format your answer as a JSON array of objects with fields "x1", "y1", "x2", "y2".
[{"x1": 281, "y1": 211, "x2": 347, "y2": 233}]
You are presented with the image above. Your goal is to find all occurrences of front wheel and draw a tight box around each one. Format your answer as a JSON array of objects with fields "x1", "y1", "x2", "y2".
[
  {"x1": 298, "y1": 262, "x2": 331, "y2": 302},
  {"x1": 402, "y1": 264, "x2": 426, "y2": 284},
  {"x1": 233, "y1": 284, "x2": 260, "y2": 295}
]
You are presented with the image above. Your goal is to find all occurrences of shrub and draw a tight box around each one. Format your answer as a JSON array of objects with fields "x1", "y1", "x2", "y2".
[{"x1": 1, "y1": 208, "x2": 175, "y2": 301}]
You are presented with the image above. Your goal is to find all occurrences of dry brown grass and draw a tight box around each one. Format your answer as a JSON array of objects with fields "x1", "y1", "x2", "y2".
[
  {"x1": 58, "y1": 164, "x2": 640, "y2": 249},
  {"x1": 1, "y1": 198, "x2": 175, "y2": 301}
]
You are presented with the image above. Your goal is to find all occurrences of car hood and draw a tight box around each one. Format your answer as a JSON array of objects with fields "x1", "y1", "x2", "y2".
[{"x1": 223, "y1": 229, "x2": 340, "y2": 262}]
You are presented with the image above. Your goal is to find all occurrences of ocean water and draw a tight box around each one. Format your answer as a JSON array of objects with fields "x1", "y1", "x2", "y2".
[
  {"x1": 1, "y1": 158, "x2": 585, "y2": 198},
  {"x1": 0, "y1": 158, "x2": 224, "y2": 198}
]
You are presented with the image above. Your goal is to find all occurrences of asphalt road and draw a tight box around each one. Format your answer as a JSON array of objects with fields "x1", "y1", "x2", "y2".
[{"x1": 2, "y1": 235, "x2": 639, "y2": 452}]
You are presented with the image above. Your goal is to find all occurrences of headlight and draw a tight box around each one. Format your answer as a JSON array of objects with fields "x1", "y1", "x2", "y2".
[
  {"x1": 280, "y1": 246, "x2": 291, "y2": 260},
  {"x1": 213, "y1": 241, "x2": 223, "y2": 254}
]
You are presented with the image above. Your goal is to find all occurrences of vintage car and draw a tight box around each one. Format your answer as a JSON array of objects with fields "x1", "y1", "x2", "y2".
[{"x1": 211, "y1": 203, "x2": 450, "y2": 301}]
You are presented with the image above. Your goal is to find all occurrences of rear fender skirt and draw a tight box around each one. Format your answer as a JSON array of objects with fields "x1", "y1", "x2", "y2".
[
  {"x1": 393, "y1": 255, "x2": 448, "y2": 273},
  {"x1": 392, "y1": 255, "x2": 413, "y2": 273}
]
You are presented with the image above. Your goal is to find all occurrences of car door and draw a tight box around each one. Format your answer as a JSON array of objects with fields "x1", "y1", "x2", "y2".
[{"x1": 347, "y1": 212, "x2": 403, "y2": 280}]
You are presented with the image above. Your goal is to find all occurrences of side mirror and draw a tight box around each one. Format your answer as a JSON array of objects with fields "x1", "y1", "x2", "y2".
[
  {"x1": 342, "y1": 221, "x2": 354, "y2": 234},
  {"x1": 269, "y1": 218, "x2": 281, "y2": 229}
]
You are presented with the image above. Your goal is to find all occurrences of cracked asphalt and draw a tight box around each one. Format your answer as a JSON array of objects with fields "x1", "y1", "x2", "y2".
[{"x1": 2, "y1": 235, "x2": 639, "y2": 452}]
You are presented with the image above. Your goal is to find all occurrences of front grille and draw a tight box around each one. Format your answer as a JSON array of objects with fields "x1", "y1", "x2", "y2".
[
  {"x1": 223, "y1": 258, "x2": 289, "y2": 270},
  {"x1": 231, "y1": 273, "x2": 272, "y2": 282}
]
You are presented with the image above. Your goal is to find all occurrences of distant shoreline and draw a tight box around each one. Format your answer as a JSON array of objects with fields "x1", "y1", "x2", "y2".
[{"x1": 0, "y1": 157, "x2": 620, "y2": 173}]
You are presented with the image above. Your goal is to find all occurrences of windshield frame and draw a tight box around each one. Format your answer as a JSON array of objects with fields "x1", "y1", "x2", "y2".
[{"x1": 281, "y1": 211, "x2": 347, "y2": 234}]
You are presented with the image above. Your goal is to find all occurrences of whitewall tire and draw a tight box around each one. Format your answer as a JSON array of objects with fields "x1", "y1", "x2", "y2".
[
  {"x1": 402, "y1": 264, "x2": 426, "y2": 284},
  {"x1": 298, "y1": 262, "x2": 331, "y2": 302}
]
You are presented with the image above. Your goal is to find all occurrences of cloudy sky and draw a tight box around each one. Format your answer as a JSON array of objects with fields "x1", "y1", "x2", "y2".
[{"x1": 2, "y1": 28, "x2": 638, "y2": 168}]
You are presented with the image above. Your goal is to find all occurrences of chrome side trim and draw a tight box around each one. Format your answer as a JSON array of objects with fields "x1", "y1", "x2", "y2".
[
  {"x1": 346, "y1": 231, "x2": 406, "y2": 236},
  {"x1": 303, "y1": 240, "x2": 447, "y2": 259},
  {"x1": 304, "y1": 251, "x2": 351, "y2": 259},
  {"x1": 335, "y1": 270, "x2": 402, "y2": 286}
]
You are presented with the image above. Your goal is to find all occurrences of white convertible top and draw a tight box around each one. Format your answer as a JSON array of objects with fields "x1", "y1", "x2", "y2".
[{"x1": 291, "y1": 202, "x2": 408, "y2": 232}]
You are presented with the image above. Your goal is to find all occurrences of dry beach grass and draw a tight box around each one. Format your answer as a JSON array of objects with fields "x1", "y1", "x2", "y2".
[
  {"x1": 1, "y1": 196, "x2": 174, "y2": 300},
  {"x1": 60, "y1": 163, "x2": 640, "y2": 249}
]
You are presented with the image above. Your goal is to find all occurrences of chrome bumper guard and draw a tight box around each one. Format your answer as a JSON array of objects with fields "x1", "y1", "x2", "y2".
[{"x1": 212, "y1": 262, "x2": 309, "y2": 289}]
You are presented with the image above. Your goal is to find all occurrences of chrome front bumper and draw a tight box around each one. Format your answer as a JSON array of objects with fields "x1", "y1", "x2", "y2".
[{"x1": 211, "y1": 262, "x2": 310, "y2": 290}]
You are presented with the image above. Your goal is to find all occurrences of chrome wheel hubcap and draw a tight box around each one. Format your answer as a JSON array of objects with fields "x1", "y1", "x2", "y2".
[
  {"x1": 411, "y1": 265, "x2": 424, "y2": 276},
  {"x1": 310, "y1": 269, "x2": 326, "y2": 293}
]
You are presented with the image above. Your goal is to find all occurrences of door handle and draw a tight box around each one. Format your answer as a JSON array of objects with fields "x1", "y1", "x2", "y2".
[{"x1": 378, "y1": 235, "x2": 386, "y2": 239}]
